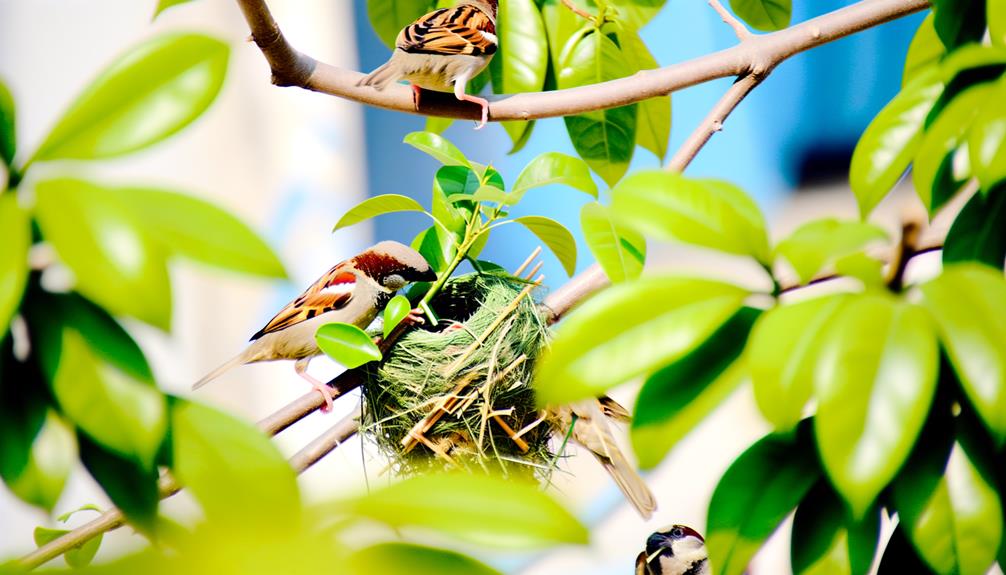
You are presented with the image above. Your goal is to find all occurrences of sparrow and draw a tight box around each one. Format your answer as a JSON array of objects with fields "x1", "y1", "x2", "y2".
[
  {"x1": 193, "y1": 241, "x2": 436, "y2": 411},
  {"x1": 357, "y1": 0, "x2": 498, "y2": 129},
  {"x1": 635, "y1": 525, "x2": 710, "y2": 575},
  {"x1": 547, "y1": 397, "x2": 658, "y2": 519}
]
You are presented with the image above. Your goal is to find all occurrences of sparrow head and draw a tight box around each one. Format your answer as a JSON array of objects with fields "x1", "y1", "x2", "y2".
[
  {"x1": 637, "y1": 525, "x2": 709, "y2": 575},
  {"x1": 354, "y1": 241, "x2": 437, "y2": 290}
]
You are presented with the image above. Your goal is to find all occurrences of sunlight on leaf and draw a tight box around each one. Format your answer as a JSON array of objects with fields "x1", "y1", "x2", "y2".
[
  {"x1": 334, "y1": 194, "x2": 427, "y2": 231},
  {"x1": 316, "y1": 323, "x2": 382, "y2": 368}
]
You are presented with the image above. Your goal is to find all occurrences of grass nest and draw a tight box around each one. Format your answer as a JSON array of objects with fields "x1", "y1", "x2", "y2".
[{"x1": 360, "y1": 272, "x2": 554, "y2": 479}]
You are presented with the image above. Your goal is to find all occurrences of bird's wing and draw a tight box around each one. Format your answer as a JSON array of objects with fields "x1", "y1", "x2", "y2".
[
  {"x1": 599, "y1": 395, "x2": 632, "y2": 423},
  {"x1": 396, "y1": 6, "x2": 497, "y2": 56},
  {"x1": 635, "y1": 551, "x2": 650, "y2": 575},
  {"x1": 250, "y1": 265, "x2": 358, "y2": 340}
]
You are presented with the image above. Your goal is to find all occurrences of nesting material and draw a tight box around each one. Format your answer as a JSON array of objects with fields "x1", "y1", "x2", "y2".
[{"x1": 360, "y1": 272, "x2": 554, "y2": 478}]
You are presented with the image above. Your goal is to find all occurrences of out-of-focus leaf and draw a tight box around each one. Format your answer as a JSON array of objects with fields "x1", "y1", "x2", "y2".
[
  {"x1": 580, "y1": 202, "x2": 644, "y2": 283},
  {"x1": 728, "y1": 0, "x2": 790, "y2": 31},
  {"x1": 968, "y1": 76, "x2": 1006, "y2": 190},
  {"x1": 535, "y1": 277, "x2": 747, "y2": 405},
  {"x1": 171, "y1": 400, "x2": 300, "y2": 527},
  {"x1": 334, "y1": 194, "x2": 426, "y2": 231},
  {"x1": 425, "y1": 116, "x2": 454, "y2": 135},
  {"x1": 850, "y1": 68, "x2": 944, "y2": 217},
  {"x1": 344, "y1": 473, "x2": 587, "y2": 548},
  {"x1": 57, "y1": 503, "x2": 102, "y2": 523},
  {"x1": 110, "y1": 186, "x2": 285, "y2": 278},
  {"x1": 748, "y1": 294, "x2": 848, "y2": 432},
  {"x1": 510, "y1": 152, "x2": 598, "y2": 204},
  {"x1": 0, "y1": 193, "x2": 29, "y2": 334},
  {"x1": 491, "y1": 0, "x2": 548, "y2": 147},
  {"x1": 383, "y1": 295, "x2": 412, "y2": 339},
  {"x1": 512, "y1": 215, "x2": 577, "y2": 276},
  {"x1": 943, "y1": 187, "x2": 1006, "y2": 267},
  {"x1": 877, "y1": 524, "x2": 935, "y2": 574},
  {"x1": 404, "y1": 131, "x2": 470, "y2": 167},
  {"x1": 608, "y1": 0, "x2": 667, "y2": 30},
  {"x1": 992, "y1": 0, "x2": 1006, "y2": 46},
  {"x1": 35, "y1": 178, "x2": 172, "y2": 330},
  {"x1": 78, "y1": 433, "x2": 160, "y2": 532},
  {"x1": 775, "y1": 219, "x2": 888, "y2": 284},
  {"x1": 34, "y1": 523, "x2": 103, "y2": 568},
  {"x1": 904, "y1": 13, "x2": 945, "y2": 87},
  {"x1": 920, "y1": 264, "x2": 1006, "y2": 442},
  {"x1": 706, "y1": 423, "x2": 819, "y2": 575},
  {"x1": 931, "y1": 0, "x2": 986, "y2": 50},
  {"x1": 347, "y1": 543, "x2": 503, "y2": 575},
  {"x1": 0, "y1": 79, "x2": 15, "y2": 166},
  {"x1": 2, "y1": 406, "x2": 75, "y2": 512},
  {"x1": 814, "y1": 295, "x2": 938, "y2": 518},
  {"x1": 791, "y1": 482, "x2": 881, "y2": 575},
  {"x1": 631, "y1": 309, "x2": 758, "y2": 469},
  {"x1": 618, "y1": 30, "x2": 671, "y2": 161},
  {"x1": 153, "y1": 0, "x2": 194, "y2": 18},
  {"x1": 558, "y1": 30, "x2": 637, "y2": 186},
  {"x1": 316, "y1": 323, "x2": 382, "y2": 368},
  {"x1": 611, "y1": 171, "x2": 771, "y2": 264},
  {"x1": 833, "y1": 252, "x2": 886, "y2": 289},
  {"x1": 32, "y1": 33, "x2": 228, "y2": 161},
  {"x1": 366, "y1": 0, "x2": 435, "y2": 49}
]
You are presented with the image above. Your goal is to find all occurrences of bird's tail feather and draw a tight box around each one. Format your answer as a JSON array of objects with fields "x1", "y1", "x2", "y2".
[
  {"x1": 599, "y1": 451, "x2": 658, "y2": 520},
  {"x1": 357, "y1": 60, "x2": 401, "y2": 91},
  {"x1": 192, "y1": 352, "x2": 247, "y2": 391}
]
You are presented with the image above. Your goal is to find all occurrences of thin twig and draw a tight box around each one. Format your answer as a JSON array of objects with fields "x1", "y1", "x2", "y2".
[
  {"x1": 560, "y1": 0, "x2": 594, "y2": 21},
  {"x1": 709, "y1": 0, "x2": 754, "y2": 40},
  {"x1": 514, "y1": 246, "x2": 542, "y2": 277},
  {"x1": 666, "y1": 74, "x2": 762, "y2": 171},
  {"x1": 886, "y1": 221, "x2": 922, "y2": 292}
]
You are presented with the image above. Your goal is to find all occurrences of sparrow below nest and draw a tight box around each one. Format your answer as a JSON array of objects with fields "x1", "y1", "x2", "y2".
[
  {"x1": 193, "y1": 241, "x2": 436, "y2": 411},
  {"x1": 547, "y1": 397, "x2": 658, "y2": 519},
  {"x1": 357, "y1": 0, "x2": 498, "y2": 129},
  {"x1": 636, "y1": 525, "x2": 710, "y2": 575}
]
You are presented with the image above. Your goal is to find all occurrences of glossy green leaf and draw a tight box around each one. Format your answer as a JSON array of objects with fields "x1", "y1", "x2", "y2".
[
  {"x1": 706, "y1": 424, "x2": 819, "y2": 575},
  {"x1": 608, "y1": 0, "x2": 667, "y2": 30},
  {"x1": 728, "y1": 0, "x2": 790, "y2": 31},
  {"x1": 491, "y1": 0, "x2": 548, "y2": 143},
  {"x1": 968, "y1": 77, "x2": 1006, "y2": 190},
  {"x1": 850, "y1": 68, "x2": 944, "y2": 217},
  {"x1": 153, "y1": 0, "x2": 195, "y2": 18},
  {"x1": 412, "y1": 225, "x2": 456, "y2": 274},
  {"x1": 558, "y1": 30, "x2": 637, "y2": 186},
  {"x1": 631, "y1": 309, "x2": 758, "y2": 469},
  {"x1": 814, "y1": 295, "x2": 938, "y2": 517},
  {"x1": 748, "y1": 294, "x2": 848, "y2": 432},
  {"x1": 791, "y1": 483, "x2": 881, "y2": 575},
  {"x1": 0, "y1": 79, "x2": 15, "y2": 166},
  {"x1": 35, "y1": 178, "x2": 172, "y2": 330},
  {"x1": 904, "y1": 13, "x2": 945, "y2": 87},
  {"x1": 34, "y1": 523, "x2": 103, "y2": 568},
  {"x1": 383, "y1": 295, "x2": 412, "y2": 339},
  {"x1": 618, "y1": 30, "x2": 671, "y2": 161},
  {"x1": 316, "y1": 323, "x2": 382, "y2": 368},
  {"x1": 920, "y1": 264, "x2": 1006, "y2": 442},
  {"x1": 347, "y1": 543, "x2": 503, "y2": 575},
  {"x1": 432, "y1": 166, "x2": 470, "y2": 238},
  {"x1": 510, "y1": 152, "x2": 598, "y2": 204},
  {"x1": 580, "y1": 202, "x2": 645, "y2": 283},
  {"x1": 366, "y1": 0, "x2": 435, "y2": 49},
  {"x1": 404, "y1": 131, "x2": 470, "y2": 167},
  {"x1": 344, "y1": 473, "x2": 587, "y2": 548},
  {"x1": 171, "y1": 399, "x2": 300, "y2": 527},
  {"x1": 78, "y1": 433, "x2": 159, "y2": 532},
  {"x1": 943, "y1": 187, "x2": 1006, "y2": 267},
  {"x1": 611, "y1": 171, "x2": 771, "y2": 263},
  {"x1": 464, "y1": 185, "x2": 508, "y2": 204},
  {"x1": 992, "y1": 0, "x2": 1006, "y2": 46},
  {"x1": 540, "y1": 0, "x2": 588, "y2": 68},
  {"x1": 535, "y1": 277, "x2": 747, "y2": 405},
  {"x1": 32, "y1": 33, "x2": 228, "y2": 161},
  {"x1": 334, "y1": 194, "x2": 426, "y2": 231},
  {"x1": 775, "y1": 219, "x2": 888, "y2": 284},
  {"x1": 2, "y1": 410, "x2": 76, "y2": 513},
  {"x1": 0, "y1": 192, "x2": 29, "y2": 334},
  {"x1": 931, "y1": 0, "x2": 986, "y2": 50},
  {"x1": 512, "y1": 215, "x2": 577, "y2": 276}
]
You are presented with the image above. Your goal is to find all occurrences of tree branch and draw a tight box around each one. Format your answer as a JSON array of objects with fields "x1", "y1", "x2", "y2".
[
  {"x1": 560, "y1": 0, "x2": 594, "y2": 21},
  {"x1": 708, "y1": 0, "x2": 753, "y2": 41},
  {"x1": 666, "y1": 73, "x2": 761, "y2": 171}
]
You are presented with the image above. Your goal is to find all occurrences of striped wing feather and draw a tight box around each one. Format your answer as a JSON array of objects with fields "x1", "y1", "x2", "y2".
[
  {"x1": 251, "y1": 267, "x2": 357, "y2": 340},
  {"x1": 397, "y1": 5, "x2": 497, "y2": 56}
]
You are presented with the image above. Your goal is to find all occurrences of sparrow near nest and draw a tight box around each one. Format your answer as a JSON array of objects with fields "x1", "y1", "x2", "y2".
[
  {"x1": 357, "y1": 0, "x2": 498, "y2": 129},
  {"x1": 635, "y1": 525, "x2": 710, "y2": 575},
  {"x1": 193, "y1": 241, "x2": 436, "y2": 411}
]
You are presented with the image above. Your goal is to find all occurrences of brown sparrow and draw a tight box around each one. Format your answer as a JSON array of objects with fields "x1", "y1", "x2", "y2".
[
  {"x1": 636, "y1": 525, "x2": 710, "y2": 575},
  {"x1": 357, "y1": 0, "x2": 498, "y2": 129},
  {"x1": 193, "y1": 241, "x2": 436, "y2": 411},
  {"x1": 547, "y1": 397, "x2": 658, "y2": 519}
]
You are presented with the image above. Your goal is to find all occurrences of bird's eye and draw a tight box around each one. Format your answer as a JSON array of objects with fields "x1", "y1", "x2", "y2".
[{"x1": 671, "y1": 527, "x2": 684, "y2": 538}]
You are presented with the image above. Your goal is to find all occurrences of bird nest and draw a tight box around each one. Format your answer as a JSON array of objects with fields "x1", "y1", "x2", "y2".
[{"x1": 359, "y1": 273, "x2": 554, "y2": 479}]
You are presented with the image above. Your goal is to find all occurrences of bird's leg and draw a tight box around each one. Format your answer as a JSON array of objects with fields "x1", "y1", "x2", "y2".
[
  {"x1": 411, "y1": 84, "x2": 423, "y2": 110},
  {"x1": 454, "y1": 80, "x2": 489, "y2": 130},
  {"x1": 404, "y1": 308, "x2": 426, "y2": 325},
  {"x1": 294, "y1": 357, "x2": 334, "y2": 413}
]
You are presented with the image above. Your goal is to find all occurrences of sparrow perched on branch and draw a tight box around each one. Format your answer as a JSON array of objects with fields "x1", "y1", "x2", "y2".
[
  {"x1": 193, "y1": 241, "x2": 436, "y2": 411},
  {"x1": 357, "y1": 0, "x2": 498, "y2": 129},
  {"x1": 547, "y1": 397, "x2": 658, "y2": 519},
  {"x1": 635, "y1": 525, "x2": 710, "y2": 575}
]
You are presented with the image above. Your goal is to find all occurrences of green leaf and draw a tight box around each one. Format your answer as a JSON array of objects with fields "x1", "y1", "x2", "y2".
[
  {"x1": 558, "y1": 30, "x2": 637, "y2": 186},
  {"x1": 366, "y1": 0, "x2": 435, "y2": 50},
  {"x1": 171, "y1": 399, "x2": 300, "y2": 527},
  {"x1": 32, "y1": 33, "x2": 228, "y2": 162},
  {"x1": 931, "y1": 0, "x2": 986, "y2": 50},
  {"x1": 347, "y1": 543, "x2": 503, "y2": 575},
  {"x1": 432, "y1": 166, "x2": 470, "y2": 238},
  {"x1": 608, "y1": 0, "x2": 667, "y2": 30},
  {"x1": 34, "y1": 178, "x2": 172, "y2": 330},
  {"x1": 706, "y1": 423, "x2": 819, "y2": 575},
  {"x1": 631, "y1": 308, "x2": 758, "y2": 469},
  {"x1": 904, "y1": 13, "x2": 945, "y2": 87},
  {"x1": 992, "y1": 0, "x2": 1006, "y2": 46},
  {"x1": 344, "y1": 473, "x2": 587, "y2": 548},
  {"x1": 383, "y1": 295, "x2": 412, "y2": 339},
  {"x1": 791, "y1": 483, "x2": 881, "y2": 575},
  {"x1": 920, "y1": 264, "x2": 1006, "y2": 442},
  {"x1": 57, "y1": 503, "x2": 103, "y2": 523},
  {"x1": 490, "y1": 0, "x2": 548, "y2": 143},
  {"x1": 0, "y1": 79, "x2": 15, "y2": 166},
  {"x1": 78, "y1": 433, "x2": 160, "y2": 532},
  {"x1": 580, "y1": 202, "x2": 644, "y2": 283},
  {"x1": 611, "y1": 170, "x2": 771, "y2": 264},
  {"x1": 1, "y1": 408, "x2": 76, "y2": 512},
  {"x1": 774, "y1": 219, "x2": 888, "y2": 284},
  {"x1": 877, "y1": 524, "x2": 936, "y2": 574},
  {"x1": 535, "y1": 277, "x2": 747, "y2": 405},
  {"x1": 728, "y1": 0, "x2": 790, "y2": 31},
  {"x1": 0, "y1": 192, "x2": 29, "y2": 334},
  {"x1": 833, "y1": 252, "x2": 886, "y2": 290},
  {"x1": 466, "y1": 185, "x2": 509, "y2": 204},
  {"x1": 849, "y1": 68, "x2": 945, "y2": 217},
  {"x1": 315, "y1": 323, "x2": 382, "y2": 368},
  {"x1": 510, "y1": 152, "x2": 598, "y2": 204},
  {"x1": 540, "y1": 0, "x2": 588, "y2": 68},
  {"x1": 748, "y1": 294, "x2": 848, "y2": 432},
  {"x1": 943, "y1": 187, "x2": 1006, "y2": 267},
  {"x1": 618, "y1": 29, "x2": 671, "y2": 161},
  {"x1": 813, "y1": 295, "x2": 938, "y2": 517},
  {"x1": 34, "y1": 523, "x2": 104, "y2": 568},
  {"x1": 968, "y1": 76, "x2": 1006, "y2": 190},
  {"x1": 153, "y1": 0, "x2": 195, "y2": 18},
  {"x1": 109, "y1": 186, "x2": 285, "y2": 278},
  {"x1": 425, "y1": 115, "x2": 454, "y2": 135},
  {"x1": 512, "y1": 215, "x2": 577, "y2": 276},
  {"x1": 334, "y1": 194, "x2": 426, "y2": 231},
  {"x1": 412, "y1": 225, "x2": 456, "y2": 274},
  {"x1": 404, "y1": 131, "x2": 470, "y2": 167}
]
